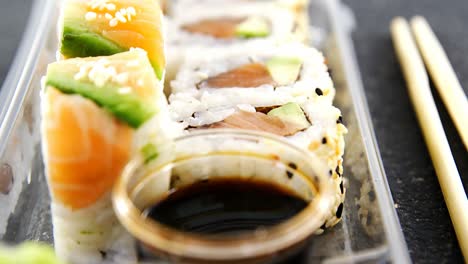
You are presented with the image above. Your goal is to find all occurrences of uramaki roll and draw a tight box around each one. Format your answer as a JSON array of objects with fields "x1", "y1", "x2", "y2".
[{"x1": 41, "y1": 50, "x2": 175, "y2": 263}]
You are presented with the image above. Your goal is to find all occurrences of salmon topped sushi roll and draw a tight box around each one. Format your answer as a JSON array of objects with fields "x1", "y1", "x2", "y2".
[
  {"x1": 168, "y1": 41, "x2": 346, "y2": 232},
  {"x1": 59, "y1": 0, "x2": 165, "y2": 79},
  {"x1": 169, "y1": 95, "x2": 347, "y2": 232},
  {"x1": 168, "y1": 0, "x2": 308, "y2": 42},
  {"x1": 41, "y1": 49, "x2": 171, "y2": 263},
  {"x1": 164, "y1": 0, "x2": 309, "y2": 85},
  {"x1": 169, "y1": 42, "x2": 335, "y2": 113}
]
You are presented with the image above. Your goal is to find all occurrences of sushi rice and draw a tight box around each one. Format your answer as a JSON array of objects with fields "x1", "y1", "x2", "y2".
[
  {"x1": 169, "y1": 42, "x2": 335, "y2": 125},
  {"x1": 41, "y1": 49, "x2": 178, "y2": 263},
  {"x1": 164, "y1": 0, "x2": 309, "y2": 85},
  {"x1": 167, "y1": 1, "x2": 305, "y2": 45},
  {"x1": 169, "y1": 91, "x2": 348, "y2": 232}
]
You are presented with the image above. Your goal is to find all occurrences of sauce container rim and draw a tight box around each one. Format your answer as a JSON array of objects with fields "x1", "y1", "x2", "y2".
[{"x1": 112, "y1": 129, "x2": 335, "y2": 262}]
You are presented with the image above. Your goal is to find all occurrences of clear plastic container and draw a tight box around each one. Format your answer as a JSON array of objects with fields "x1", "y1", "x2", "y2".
[
  {"x1": 114, "y1": 130, "x2": 336, "y2": 264},
  {"x1": 0, "y1": 0, "x2": 411, "y2": 263}
]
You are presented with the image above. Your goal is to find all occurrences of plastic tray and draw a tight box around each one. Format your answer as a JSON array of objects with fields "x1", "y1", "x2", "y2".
[{"x1": 0, "y1": 0, "x2": 411, "y2": 263}]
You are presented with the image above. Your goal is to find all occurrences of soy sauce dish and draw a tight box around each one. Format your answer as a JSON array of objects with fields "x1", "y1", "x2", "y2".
[{"x1": 112, "y1": 130, "x2": 335, "y2": 264}]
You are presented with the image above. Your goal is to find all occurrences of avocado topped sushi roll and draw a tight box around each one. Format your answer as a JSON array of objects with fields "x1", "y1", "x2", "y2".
[
  {"x1": 168, "y1": 1, "x2": 305, "y2": 43},
  {"x1": 41, "y1": 49, "x2": 173, "y2": 263},
  {"x1": 59, "y1": 0, "x2": 165, "y2": 79},
  {"x1": 169, "y1": 43, "x2": 335, "y2": 113},
  {"x1": 168, "y1": 41, "x2": 346, "y2": 232}
]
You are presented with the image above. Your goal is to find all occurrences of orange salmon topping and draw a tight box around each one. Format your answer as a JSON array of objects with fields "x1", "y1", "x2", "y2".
[
  {"x1": 199, "y1": 63, "x2": 276, "y2": 89},
  {"x1": 208, "y1": 111, "x2": 305, "y2": 136},
  {"x1": 182, "y1": 17, "x2": 245, "y2": 39},
  {"x1": 44, "y1": 88, "x2": 133, "y2": 209},
  {"x1": 82, "y1": 0, "x2": 165, "y2": 78}
]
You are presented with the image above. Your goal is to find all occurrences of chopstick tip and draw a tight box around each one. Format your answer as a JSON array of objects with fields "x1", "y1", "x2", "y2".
[
  {"x1": 411, "y1": 16, "x2": 427, "y2": 26},
  {"x1": 390, "y1": 17, "x2": 409, "y2": 31}
]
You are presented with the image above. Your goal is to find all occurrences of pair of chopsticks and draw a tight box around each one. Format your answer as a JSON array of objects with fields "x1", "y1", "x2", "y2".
[{"x1": 391, "y1": 17, "x2": 468, "y2": 261}]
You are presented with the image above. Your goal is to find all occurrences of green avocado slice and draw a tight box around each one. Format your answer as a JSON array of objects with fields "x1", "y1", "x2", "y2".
[
  {"x1": 61, "y1": 23, "x2": 126, "y2": 58},
  {"x1": 141, "y1": 143, "x2": 159, "y2": 164},
  {"x1": 60, "y1": 22, "x2": 163, "y2": 80},
  {"x1": 266, "y1": 57, "x2": 302, "y2": 86},
  {"x1": 267, "y1": 103, "x2": 310, "y2": 130},
  {"x1": 0, "y1": 242, "x2": 64, "y2": 264},
  {"x1": 235, "y1": 16, "x2": 270, "y2": 38},
  {"x1": 46, "y1": 65, "x2": 156, "y2": 129}
]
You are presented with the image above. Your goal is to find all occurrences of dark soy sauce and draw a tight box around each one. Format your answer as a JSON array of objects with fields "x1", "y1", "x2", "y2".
[{"x1": 143, "y1": 178, "x2": 308, "y2": 235}]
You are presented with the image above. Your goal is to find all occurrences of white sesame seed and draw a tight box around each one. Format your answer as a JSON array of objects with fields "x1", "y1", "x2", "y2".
[
  {"x1": 106, "y1": 66, "x2": 117, "y2": 77},
  {"x1": 127, "y1": 7, "x2": 136, "y2": 16},
  {"x1": 89, "y1": 0, "x2": 109, "y2": 11},
  {"x1": 74, "y1": 71, "x2": 86, "y2": 81},
  {"x1": 97, "y1": 59, "x2": 110, "y2": 66},
  {"x1": 137, "y1": 79, "x2": 144, "y2": 87},
  {"x1": 115, "y1": 12, "x2": 127, "y2": 23},
  {"x1": 106, "y1": 3, "x2": 116, "y2": 11},
  {"x1": 85, "y1": 12, "x2": 97, "y2": 21},
  {"x1": 197, "y1": 72, "x2": 209, "y2": 79},
  {"x1": 115, "y1": 72, "x2": 129, "y2": 85},
  {"x1": 130, "y1": 47, "x2": 146, "y2": 54},
  {"x1": 109, "y1": 18, "x2": 118, "y2": 27},
  {"x1": 104, "y1": 13, "x2": 113, "y2": 20},
  {"x1": 118, "y1": 87, "x2": 132, "y2": 94},
  {"x1": 120, "y1": 8, "x2": 127, "y2": 16},
  {"x1": 126, "y1": 60, "x2": 140, "y2": 67}
]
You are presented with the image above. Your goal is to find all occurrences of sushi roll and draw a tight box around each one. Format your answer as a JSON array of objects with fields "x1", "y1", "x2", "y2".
[
  {"x1": 58, "y1": 0, "x2": 165, "y2": 79},
  {"x1": 169, "y1": 42, "x2": 335, "y2": 113},
  {"x1": 167, "y1": 0, "x2": 310, "y2": 40},
  {"x1": 168, "y1": 0, "x2": 306, "y2": 44},
  {"x1": 169, "y1": 42, "x2": 346, "y2": 230},
  {"x1": 41, "y1": 49, "x2": 175, "y2": 263},
  {"x1": 164, "y1": 0, "x2": 309, "y2": 85},
  {"x1": 169, "y1": 94, "x2": 347, "y2": 231}
]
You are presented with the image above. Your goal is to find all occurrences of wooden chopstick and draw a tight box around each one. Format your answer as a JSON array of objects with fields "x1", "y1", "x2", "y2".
[
  {"x1": 410, "y1": 16, "x2": 468, "y2": 150},
  {"x1": 390, "y1": 17, "x2": 468, "y2": 262}
]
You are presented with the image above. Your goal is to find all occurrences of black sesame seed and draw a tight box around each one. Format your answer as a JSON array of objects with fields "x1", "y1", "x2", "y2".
[
  {"x1": 314, "y1": 176, "x2": 320, "y2": 184},
  {"x1": 99, "y1": 250, "x2": 107, "y2": 258},
  {"x1": 322, "y1": 137, "x2": 327, "y2": 144},
  {"x1": 315, "y1": 88, "x2": 323, "y2": 96},
  {"x1": 336, "y1": 203, "x2": 344, "y2": 218},
  {"x1": 366, "y1": 214, "x2": 373, "y2": 225},
  {"x1": 336, "y1": 116, "x2": 343, "y2": 124},
  {"x1": 288, "y1": 162, "x2": 298, "y2": 170},
  {"x1": 368, "y1": 190, "x2": 376, "y2": 202},
  {"x1": 329, "y1": 170, "x2": 333, "y2": 176},
  {"x1": 335, "y1": 166, "x2": 341, "y2": 177},
  {"x1": 170, "y1": 175, "x2": 181, "y2": 189},
  {"x1": 286, "y1": 171, "x2": 294, "y2": 179},
  {"x1": 340, "y1": 181, "x2": 344, "y2": 194},
  {"x1": 320, "y1": 223, "x2": 327, "y2": 230}
]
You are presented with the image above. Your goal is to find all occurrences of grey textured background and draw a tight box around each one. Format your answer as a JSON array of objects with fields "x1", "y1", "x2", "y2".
[
  {"x1": 0, "y1": 0, "x2": 467, "y2": 263},
  {"x1": 343, "y1": 0, "x2": 467, "y2": 263}
]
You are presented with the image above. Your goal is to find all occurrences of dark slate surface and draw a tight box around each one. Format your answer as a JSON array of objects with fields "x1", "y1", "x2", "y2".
[
  {"x1": 343, "y1": 0, "x2": 467, "y2": 263},
  {"x1": 0, "y1": 0, "x2": 32, "y2": 87},
  {"x1": 0, "y1": 0, "x2": 467, "y2": 263}
]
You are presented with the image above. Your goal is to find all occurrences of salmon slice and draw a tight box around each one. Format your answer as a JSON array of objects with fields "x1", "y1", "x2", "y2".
[
  {"x1": 199, "y1": 63, "x2": 276, "y2": 89},
  {"x1": 62, "y1": 0, "x2": 165, "y2": 78},
  {"x1": 182, "y1": 17, "x2": 245, "y2": 39},
  {"x1": 208, "y1": 111, "x2": 304, "y2": 136},
  {"x1": 43, "y1": 88, "x2": 133, "y2": 209}
]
